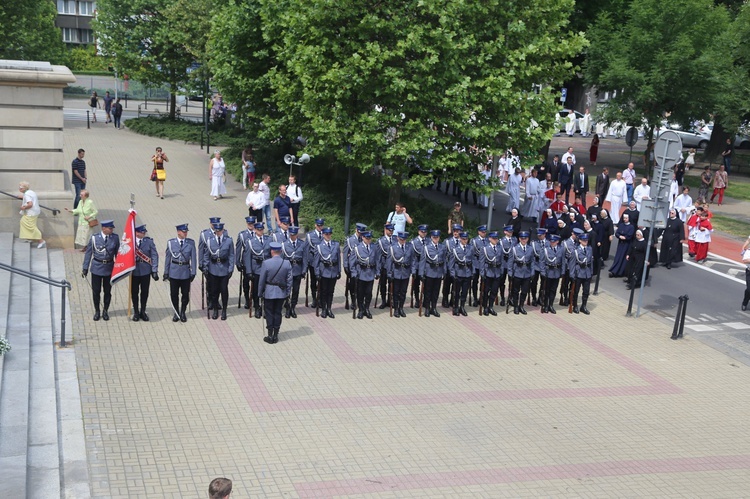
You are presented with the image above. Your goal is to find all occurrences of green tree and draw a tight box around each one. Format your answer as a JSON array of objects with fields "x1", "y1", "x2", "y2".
[
  {"x1": 585, "y1": 0, "x2": 731, "y2": 170},
  {"x1": 0, "y1": 0, "x2": 65, "y2": 63}
]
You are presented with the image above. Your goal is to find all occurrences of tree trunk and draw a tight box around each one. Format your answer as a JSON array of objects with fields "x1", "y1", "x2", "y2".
[
  {"x1": 170, "y1": 92, "x2": 177, "y2": 120},
  {"x1": 388, "y1": 172, "x2": 403, "y2": 208},
  {"x1": 705, "y1": 118, "x2": 731, "y2": 165}
]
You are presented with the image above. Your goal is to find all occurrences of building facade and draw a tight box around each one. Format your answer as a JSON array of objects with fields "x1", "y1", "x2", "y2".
[{"x1": 54, "y1": 1, "x2": 96, "y2": 45}]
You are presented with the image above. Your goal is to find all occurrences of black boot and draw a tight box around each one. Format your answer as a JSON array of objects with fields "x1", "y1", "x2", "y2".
[
  {"x1": 399, "y1": 307, "x2": 406, "y2": 317},
  {"x1": 255, "y1": 307, "x2": 262, "y2": 319},
  {"x1": 327, "y1": 305, "x2": 335, "y2": 319},
  {"x1": 514, "y1": 306, "x2": 520, "y2": 315},
  {"x1": 180, "y1": 307, "x2": 188, "y2": 322},
  {"x1": 432, "y1": 307, "x2": 441, "y2": 317},
  {"x1": 272, "y1": 328, "x2": 279, "y2": 344},
  {"x1": 264, "y1": 328, "x2": 274, "y2": 344},
  {"x1": 221, "y1": 308, "x2": 227, "y2": 320},
  {"x1": 453, "y1": 306, "x2": 459, "y2": 316},
  {"x1": 285, "y1": 306, "x2": 291, "y2": 319},
  {"x1": 172, "y1": 312, "x2": 179, "y2": 322},
  {"x1": 581, "y1": 299, "x2": 590, "y2": 315},
  {"x1": 132, "y1": 308, "x2": 140, "y2": 321},
  {"x1": 518, "y1": 305, "x2": 527, "y2": 315},
  {"x1": 244, "y1": 298, "x2": 250, "y2": 310},
  {"x1": 93, "y1": 310, "x2": 101, "y2": 321},
  {"x1": 499, "y1": 295, "x2": 506, "y2": 307},
  {"x1": 102, "y1": 309, "x2": 110, "y2": 321},
  {"x1": 365, "y1": 308, "x2": 373, "y2": 319},
  {"x1": 472, "y1": 298, "x2": 480, "y2": 307},
  {"x1": 488, "y1": 306, "x2": 497, "y2": 316},
  {"x1": 321, "y1": 306, "x2": 328, "y2": 319},
  {"x1": 213, "y1": 308, "x2": 219, "y2": 320},
  {"x1": 548, "y1": 303, "x2": 556, "y2": 314},
  {"x1": 425, "y1": 307, "x2": 431, "y2": 317},
  {"x1": 140, "y1": 309, "x2": 150, "y2": 321},
  {"x1": 311, "y1": 297, "x2": 318, "y2": 309},
  {"x1": 378, "y1": 299, "x2": 388, "y2": 309},
  {"x1": 290, "y1": 306, "x2": 297, "y2": 318},
  {"x1": 357, "y1": 309, "x2": 364, "y2": 319},
  {"x1": 460, "y1": 304, "x2": 468, "y2": 316},
  {"x1": 531, "y1": 296, "x2": 538, "y2": 307},
  {"x1": 573, "y1": 305, "x2": 579, "y2": 314}
]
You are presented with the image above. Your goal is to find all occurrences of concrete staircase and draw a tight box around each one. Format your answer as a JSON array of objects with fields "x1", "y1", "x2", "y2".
[{"x1": 0, "y1": 234, "x2": 89, "y2": 498}]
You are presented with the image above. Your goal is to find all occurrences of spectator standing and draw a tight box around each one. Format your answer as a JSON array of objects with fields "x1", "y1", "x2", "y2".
[
  {"x1": 573, "y1": 165, "x2": 589, "y2": 208},
  {"x1": 722, "y1": 138, "x2": 734, "y2": 174},
  {"x1": 112, "y1": 98, "x2": 123, "y2": 129},
  {"x1": 102, "y1": 91, "x2": 114, "y2": 124},
  {"x1": 18, "y1": 181, "x2": 45, "y2": 248},
  {"x1": 622, "y1": 162, "x2": 636, "y2": 203},
  {"x1": 273, "y1": 185, "x2": 293, "y2": 227},
  {"x1": 558, "y1": 157, "x2": 574, "y2": 204},
  {"x1": 447, "y1": 201, "x2": 464, "y2": 232},
  {"x1": 88, "y1": 91, "x2": 100, "y2": 122},
  {"x1": 386, "y1": 202, "x2": 412, "y2": 233},
  {"x1": 245, "y1": 182, "x2": 265, "y2": 219},
  {"x1": 287, "y1": 175, "x2": 303, "y2": 225},
  {"x1": 698, "y1": 166, "x2": 712, "y2": 203},
  {"x1": 151, "y1": 146, "x2": 169, "y2": 199},
  {"x1": 209, "y1": 150, "x2": 227, "y2": 200},
  {"x1": 710, "y1": 165, "x2": 728, "y2": 206},
  {"x1": 561, "y1": 146, "x2": 576, "y2": 166},
  {"x1": 259, "y1": 174, "x2": 274, "y2": 231},
  {"x1": 589, "y1": 133, "x2": 600, "y2": 166},
  {"x1": 65, "y1": 189, "x2": 97, "y2": 251},
  {"x1": 595, "y1": 167, "x2": 610, "y2": 201},
  {"x1": 242, "y1": 145, "x2": 255, "y2": 190},
  {"x1": 685, "y1": 148, "x2": 696, "y2": 171},
  {"x1": 71, "y1": 148, "x2": 87, "y2": 208}
]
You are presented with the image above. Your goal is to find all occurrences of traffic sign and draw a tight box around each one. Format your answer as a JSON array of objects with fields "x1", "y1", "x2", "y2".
[
  {"x1": 561, "y1": 88, "x2": 567, "y2": 102},
  {"x1": 640, "y1": 199, "x2": 668, "y2": 229},
  {"x1": 625, "y1": 127, "x2": 638, "y2": 147},
  {"x1": 654, "y1": 130, "x2": 683, "y2": 171}
]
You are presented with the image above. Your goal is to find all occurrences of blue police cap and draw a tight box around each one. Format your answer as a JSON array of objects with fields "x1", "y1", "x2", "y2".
[
  {"x1": 579, "y1": 233, "x2": 589, "y2": 241},
  {"x1": 322, "y1": 227, "x2": 333, "y2": 234},
  {"x1": 477, "y1": 225, "x2": 487, "y2": 232},
  {"x1": 362, "y1": 231, "x2": 373, "y2": 238},
  {"x1": 519, "y1": 231, "x2": 530, "y2": 238},
  {"x1": 488, "y1": 231, "x2": 499, "y2": 238},
  {"x1": 384, "y1": 223, "x2": 394, "y2": 230},
  {"x1": 503, "y1": 225, "x2": 513, "y2": 232},
  {"x1": 315, "y1": 218, "x2": 325, "y2": 225},
  {"x1": 269, "y1": 242, "x2": 282, "y2": 250},
  {"x1": 430, "y1": 230, "x2": 441, "y2": 237},
  {"x1": 549, "y1": 234, "x2": 561, "y2": 241},
  {"x1": 135, "y1": 224, "x2": 147, "y2": 233},
  {"x1": 459, "y1": 231, "x2": 469, "y2": 239},
  {"x1": 537, "y1": 228, "x2": 547, "y2": 235},
  {"x1": 356, "y1": 223, "x2": 367, "y2": 232},
  {"x1": 101, "y1": 220, "x2": 115, "y2": 228},
  {"x1": 288, "y1": 226, "x2": 299, "y2": 234},
  {"x1": 573, "y1": 228, "x2": 584, "y2": 236},
  {"x1": 452, "y1": 224, "x2": 463, "y2": 231},
  {"x1": 418, "y1": 224, "x2": 429, "y2": 231},
  {"x1": 279, "y1": 216, "x2": 290, "y2": 224},
  {"x1": 209, "y1": 217, "x2": 221, "y2": 224},
  {"x1": 175, "y1": 223, "x2": 188, "y2": 231},
  {"x1": 254, "y1": 222, "x2": 265, "y2": 229},
  {"x1": 212, "y1": 223, "x2": 225, "y2": 231},
  {"x1": 245, "y1": 216, "x2": 256, "y2": 224},
  {"x1": 397, "y1": 232, "x2": 408, "y2": 239}
]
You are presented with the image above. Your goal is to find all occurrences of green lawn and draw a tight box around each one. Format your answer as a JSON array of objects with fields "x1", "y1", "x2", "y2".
[{"x1": 708, "y1": 213, "x2": 750, "y2": 239}]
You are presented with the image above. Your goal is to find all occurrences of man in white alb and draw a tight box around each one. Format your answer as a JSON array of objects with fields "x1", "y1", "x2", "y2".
[{"x1": 605, "y1": 172, "x2": 627, "y2": 224}]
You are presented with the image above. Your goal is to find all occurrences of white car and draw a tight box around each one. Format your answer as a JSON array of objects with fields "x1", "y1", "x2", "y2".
[{"x1": 655, "y1": 124, "x2": 711, "y2": 149}]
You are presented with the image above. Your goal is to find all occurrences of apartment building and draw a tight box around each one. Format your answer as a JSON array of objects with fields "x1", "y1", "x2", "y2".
[{"x1": 54, "y1": 0, "x2": 96, "y2": 45}]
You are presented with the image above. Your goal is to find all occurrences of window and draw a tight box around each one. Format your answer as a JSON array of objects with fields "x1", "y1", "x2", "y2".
[
  {"x1": 79, "y1": 29, "x2": 95, "y2": 44},
  {"x1": 62, "y1": 28, "x2": 78, "y2": 43},
  {"x1": 57, "y1": 0, "x2": 76, "y2": 14},
  {"x1": 79, "y1": 2, "x2": 96, "y2": 16}
]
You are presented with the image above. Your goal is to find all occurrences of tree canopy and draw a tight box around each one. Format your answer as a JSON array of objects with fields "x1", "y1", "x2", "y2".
[{"x1": 0, "y1": 0, "x2": 65, "y2": 63}]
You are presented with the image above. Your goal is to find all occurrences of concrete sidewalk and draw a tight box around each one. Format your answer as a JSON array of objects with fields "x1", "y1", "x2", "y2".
[{"x1": 61, "y1": 123, "x2": 750, "y2": 497}]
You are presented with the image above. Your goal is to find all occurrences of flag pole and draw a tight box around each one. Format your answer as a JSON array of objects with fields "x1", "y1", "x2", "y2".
[{"x1": 127, "y1": 274, "x2": 133, "y2": 317}]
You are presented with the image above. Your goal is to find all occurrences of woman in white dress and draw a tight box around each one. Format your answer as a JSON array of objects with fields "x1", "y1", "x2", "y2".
[{"x1": 209, "y1": 150, "x2": 227, "y2": 200}]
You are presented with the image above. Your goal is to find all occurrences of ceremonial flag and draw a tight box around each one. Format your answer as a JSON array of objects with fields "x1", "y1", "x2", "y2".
[{"x1": 111, "y1": 209, "x2": 137, "y2": 285}]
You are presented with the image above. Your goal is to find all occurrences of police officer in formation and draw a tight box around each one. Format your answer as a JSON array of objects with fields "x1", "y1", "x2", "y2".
[
  {"x1": 441, "y1": 224, "x2": 462, "y2": 307},
  {"x1": 470, "y1": 225, "x2": 488, "y2": 307},
  {"x1": 559, "y1": 228, "x2": 581, "y2": 306},
  {"x1": 164, "y1": 223, "x2": 197, "y2": 322},
  {"x1": 376, "y1": 223, "x2": 397, "y2": 308},
  {"x1": 498, "y1": 225, "x2": 516, "y2": 307},
  {"x1": 420, "y1": 229, "x2": 447, "y2": 317},
  {"x1": 271, "y1": 216, "x2": 291, "y2": 243},
  {"x1": 449, "y1": 231, "x2": 473, "y2": 316},
  {"x1": 343, "y1": 223, "x2": 367, "y2": 311},
  {"x1": 386, "y1": 231, "x2": 414, "y2": 317},
  {"x1": 238, "y1": 221, "x2": 268, "y2": 319},
  {"x1": 199, "y1": 216, "x2": 224, "y2": 311},
  {"x1": 479, "y1": 231, "x2": 502, "y2": 316},
  {"x1": 259, "y1": 242, "x2": 293, "y2": 344},
  {"x1": 409, "y1": 224, "x2": 429, "y2": 308},
  {"x1": 509, "y1": 231, "x2": 534, "y2": 315},
  {"x1": 529, "y1": 228, "x2": 548, "y2": 307},
  {"x1": 568, "y1": 232, "x2": 593, "y2": 314},
  {"x1": 131, "y1": 224, "x2": 159, "y2": 321},
  {"x1": 82, "y1": 220, "x2": 120, "y2": 321},
  {"x1": 541, "y1": 234, "x2": 564, "y2": 314},
  {"x1": 313, "y1": 226, "x2": 341, "y2": 318},
  {"x1": 235, "y1": 216, "x2": 256, "y2": 309},
  {"x1": 281, "y1": 226, "x2": 307, "y2": 318},
  {"x1": 202, "y1": 222, "x2": 234, "y2": 320},
  {"x1": 307, "y1": 218, "x2": 326, "y2": 308},
  {"x1": 350, "y1": 230, "x2": 380, "y2": 319}
]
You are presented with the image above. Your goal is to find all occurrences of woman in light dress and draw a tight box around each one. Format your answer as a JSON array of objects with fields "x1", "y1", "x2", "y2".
[
  {"x1": 209, "y1": 150, "x2": 227, "y2": 200},
  {"x1": 65, "y1": 189, "x2": 98, "y2": 251}
]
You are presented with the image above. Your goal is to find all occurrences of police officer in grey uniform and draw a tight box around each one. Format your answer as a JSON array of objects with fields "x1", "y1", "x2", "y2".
[
  {"x1": 498, "y1": 225, "x2": 516, "y2": 307},
  {"x1": 270, "y1": 216, "x2": 291, "y2": 243},
  {"x1": 569, "y1": 232, "x2": 593, "y2": 314},
  {"x1": 479, "y1": 231, "x2": 502, "y2": 316},
  {"x1": 313, "y1": 227, "x2": 341, "y2": 318},
  {"x1": 559, "y1": 228, "x2": 581, "y2": 306},
  {"x1": 203, "y1": 222, "x2": 234, "y2": 320},
  {"x1": 164, "y1": 223, "x2": 197, "y2": 322},
  {"x1": 236, "y1": 216, "x2": 256, "y2": 309},
  {"x1": 350, "y1": 230, "x2": 380, "y2": 319},
  {"x1": 420, "y1": 229, "x2": 447, "y2": 317},
  {"x1": 541, "y1": 234, "x2": 564, "y2": 314},
  {"x1": 529, "y1": 228, "x2": 548, "y2": 307},
  {"x1": 82, "y1": 219, "x2": 120, "y2": 321},
  {"x1": 343, "y1": 223, "x2": 367, "y2": 311},
  {"x1": 449, "y1": 231, "x2": 473, "y2": 316},
  {"x1": 510, "y1": 231, "x2": 534, "y2": 315},
  {"x1": 131, "y1": 224, "x2": 159, "y2": 321},
  {"x1": 241, "y1": 222, "x2": 268, "y2": 319},
  {"x1": 377, "y1": 223, "x2": 397, "y2": 308},
  {"x1": 442, "y1": 224, "x2": 462, "y2": 308},
  {"x1": 409, "y1": 224, "x2": 428, "y2": 308},
  {"x1": 259, "y1": 242, "x2": 293, "y2": 344},
  {"x1": 281, "y1": 226, "x2": 307, "y2": 318},
  {"x1": 307, "y1": 217, "x2": 325, "y2": 308},
  {"x1": 199, "y1": 216, "x2": 223, "y2": 311},
  {"x1": 470, "y1": 225, "x2": 488, "y2": 307},
  {"x1": 387, "y1": 231, "x2": 415, "y2": 317}
]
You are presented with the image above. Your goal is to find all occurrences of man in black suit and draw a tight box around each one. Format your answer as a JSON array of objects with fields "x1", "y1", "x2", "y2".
[
  {"x1": 595, "y1": 167, "x2": 610, "y2": 201},
  {"x1": 547, "y1": 154, "x2": 561, "y2": 183},
  {"x1": 558, "y1": 157, "x2": 574, "y2": 205},
  {"x1": 573, "y1": 166, "x2": 590, "y2": 208}
]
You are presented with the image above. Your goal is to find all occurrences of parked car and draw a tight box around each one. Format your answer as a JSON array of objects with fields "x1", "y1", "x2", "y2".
[
  {"x1": 655, "y1": 124, "x2": 711, "y2": 149},
  {"x1": 557, "y1": 109, "x2": 587, "y2": 134},
  {"x1": 699, "y1": 122, "x2": 750, "y2": 149}
]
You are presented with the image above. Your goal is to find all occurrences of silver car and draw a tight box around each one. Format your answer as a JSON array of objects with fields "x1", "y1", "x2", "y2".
[{"x1": 655, "y1": 124, "x2": 711, "y2": 149}]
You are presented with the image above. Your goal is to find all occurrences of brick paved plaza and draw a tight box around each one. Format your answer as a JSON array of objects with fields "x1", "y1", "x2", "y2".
[{"x1": 62, "y1": 120, "x2": 750, "y2": 497}]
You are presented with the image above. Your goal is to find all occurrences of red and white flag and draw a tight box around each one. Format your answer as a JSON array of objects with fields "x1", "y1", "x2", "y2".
[{"x1": 111, "y1": 209, "x2": 137, "y2": 285}]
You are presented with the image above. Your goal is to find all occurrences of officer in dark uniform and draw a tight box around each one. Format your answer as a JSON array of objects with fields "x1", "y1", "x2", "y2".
[
  {"x1": 164, "y1": 223, "x2": 197, "y2": 322},
  {"x1": 529, "y1": 228, "x2": 548, "y2": 307},
  {"x1": 541, "y1": 234, "x2": 564, "y2": 314},
  {"x1": 235, "y1": 216, "x2": 256, "y2": 309},
  {"x1": 270, "y1": 216, "x2": 291, "y2": 243},
  {"x1": 259, "y1": 242, "x2": 293, "y2": 344},
  {"x1": 448, "y1": 231, "x2": 473, "y2": 316},
  {"x1": 510, "y1": 231, "x2": 534, "y2": 315},
  {"x1": 240, "y1": 222, "x2": 268, "y2": 319},
  {"x1": 470, "y1": 225, "x2": 488, "y2": 307},
  {"x1": 199, "y1": 216, "x2": 223, "y2": 311},
  {"x1": 479, "y1": 231, "x2": 502, "y2": 316},
  {"x1": 307, "y1": 217, "x2": 325, "y2": 308},
  {"x1": 419, "y1": 229, "x2": 447, "y2": 317},
  {"x1": 442, "y1": 224, "x2": 462, "y2": 307},
  {"x1": 343, "y1": 223, "x2": 367, "y2": 311},
  {"x1": 82, "y1": 220, "x2": 120, "y2": 321},
  {"x1": 409, "y1": 224, "x2": 428, "y2": 308},
  {"x1": 559, "y1": 228, "x2": 581, "y2": 306},
  {"x1": 376, "y1": 223, "x2": 397, "y2": 308},
  {"x1": 569, "y1": 232, "x2": 594, "y2": 314},
  {"x1": 387, "y1": 231, "x2": 414, "y2": 317},
  {"x1": 131, "y1": 224, "x2": 159, "y2": 321},
  {"x1": 202, "y1": 222, "x2": 234, "y2": 320},
  {"x1": 498, "y1": 225, "x2": 516, "y2": 307},
  {"x1": 350, "y1": 230, "x2": 380, "y2": 319},
  {"x1": 281, "y1": 226, "x2": 307, "y2": 318},
  {"x1": 313, "y1": 227, "x2": 341, "y2": 318}
]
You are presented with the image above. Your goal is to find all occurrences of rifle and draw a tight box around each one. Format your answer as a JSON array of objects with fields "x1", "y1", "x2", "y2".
[
  {"x1": 237, "y1": 273, "x2": 242, "y2": 308},
  {"x1": 206, "y1": 276, "x2": 211, "y2": 319},
  {"x1": 315, "y1": 277, "x2": 322, "y2": 317},
  {"x1": 410, "y1": 275, "x2": 415, "y2": 308},
  {"x1": 352, "y1": 277, "x2": 358, "y2": 319},
  {"x1": 305, "y1": 268, "x2": 309, "y2": 307},
  {"x1": 201, "y1": 272, "x2": 205, "y2": 310},
  {"x1": 344, "y1": 273, "x2": 350, "y2": 310},
  {"x1": 540, "y1": 275, "x2": 546, "y2": 311},
  {"x1": 389, "y1": 279, "x2": 394, "y2": 317},
  {"x1": 506, "y1": 272, "x2": 514, "y2": 314},
  {"x1": 568, "y1": 278, "x2": 576, "y2": 314},
  {"x1": 249, "y1": 274, "x2": 254, "y2": 318},
  {"x1": 479, "y1": 277, "x2": 485, "y2": 316},
  {"x1": 418, "y1": 276, "x2": 425, "y2": 316}
]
